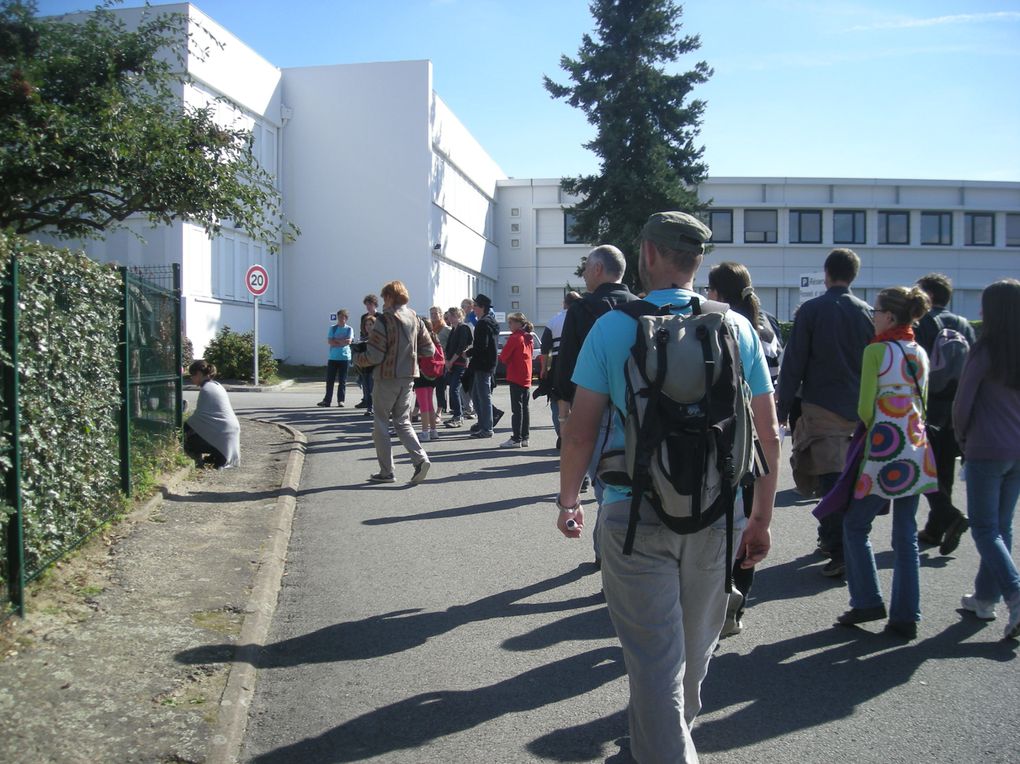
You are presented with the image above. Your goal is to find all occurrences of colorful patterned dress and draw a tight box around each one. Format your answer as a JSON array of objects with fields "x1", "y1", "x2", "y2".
[{"x1": 854, "y1": 340, "x2": 938, "y2": 500}]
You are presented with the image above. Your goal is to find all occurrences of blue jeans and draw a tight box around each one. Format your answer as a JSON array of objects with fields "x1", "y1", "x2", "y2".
[
  {"x1": 843, "y1": 493, "x2": 921, "y2": 623},
  {"x1": 471, "y1": 370, "x2": 494, "y2": 433},
  {"x1": 965, "y1": 459, "x2": 1020, "y2": 604},
  {"x1": 446, "y1": 365, "x2": 466, "y2": 418}
]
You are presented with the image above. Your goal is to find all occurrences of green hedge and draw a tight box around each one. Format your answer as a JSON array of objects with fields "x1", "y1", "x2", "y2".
[{"x1": 0, "y1": 233, "x2": 123, "y2": 583}]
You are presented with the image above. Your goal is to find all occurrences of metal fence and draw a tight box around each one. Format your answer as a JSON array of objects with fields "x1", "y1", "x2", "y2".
[{"x1": 1, "y1": 262, "x2": 182, "y2": 618}]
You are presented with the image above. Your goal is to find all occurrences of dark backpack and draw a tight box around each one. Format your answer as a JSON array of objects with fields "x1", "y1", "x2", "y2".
[
  {"x1": 924, "y1": 313, "x2": 969, "y2": 395},
  {"x1": 601, "y1": 297, "x2": 767, "y2": 590}
]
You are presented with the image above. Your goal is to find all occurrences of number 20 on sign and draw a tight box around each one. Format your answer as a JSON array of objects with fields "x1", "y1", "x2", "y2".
[{"x1": 246, "y1": 264, "x2": 269, "y2": 297}]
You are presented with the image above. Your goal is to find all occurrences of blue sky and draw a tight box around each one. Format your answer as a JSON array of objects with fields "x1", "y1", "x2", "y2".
[{"x1": 36, "y1": 0, "x2": 1020, "y2": 182}]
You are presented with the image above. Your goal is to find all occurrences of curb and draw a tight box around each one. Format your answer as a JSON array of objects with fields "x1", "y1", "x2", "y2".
[
  {"x1": 183, "y1": 379, "x2": 297, "y2": 393},
  {"x1": 206, "y1": 419, "x2": 307, "y2": 764}
]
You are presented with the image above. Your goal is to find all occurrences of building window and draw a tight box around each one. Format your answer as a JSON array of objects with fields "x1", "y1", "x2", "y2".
[
  {"x1": 707, "y1": 209, "x2": 733, "y2": 243},
  {"x1": 510, "y1": 238, "x2": 520, "y2": 249},
  {"x1": 744, "y1": 209, "x2": 778, "y2": 243},
  {"x1": 510, "y1": 223, "x2": 520, "y2": 233},
  {"x1": 878, "y1": 211, "x2": 910, "y2": 245},
  {"x1": 789, "y1": 210, "x2": 822, "y2": 244},
  {"x1": 964, "y1": 213, "x2": 994, "y2": 246},
  {"x1": 564, "y1": 212, "x2": 584, "y2": 244},
  {"x1": 510, "y1": 207, "x2": 520, "y2": 217},
  {"x1": 833, "y1": 210, "x2": 866, "y2": 244},
  {"x1": 921, "y1": 212, "x2": 952, "y2": 245},
  {"x1": 1007, "y1": 214, "x2": 1020, "y2": 247},
  {"x1": 211, "y1": 229, "x2": 277, "y2": 306}
]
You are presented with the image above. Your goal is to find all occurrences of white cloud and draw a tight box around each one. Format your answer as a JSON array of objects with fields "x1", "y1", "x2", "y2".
[{"x1": 848, "y1": 11, "x2": 1020, "y2": 32}]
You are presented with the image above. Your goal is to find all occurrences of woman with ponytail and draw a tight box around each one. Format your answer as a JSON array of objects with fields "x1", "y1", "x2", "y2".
[
  {"x1": 706, "y1": 262, "x2": 782, "y2": 636},
  {"x1": 836, "y1": 286, "x2": 938, "y2": 640},
  {"x1": 184, "y1": 359, "x2": 240, "y2": 469},
  {"x1": 953, "y1": 279, "x2": 1020, "y2": 640}
]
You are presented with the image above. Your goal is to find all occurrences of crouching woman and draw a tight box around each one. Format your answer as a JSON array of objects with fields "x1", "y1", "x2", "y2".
[{"x1": 184, "y1": 360, "x2": 240, "y2": 469}]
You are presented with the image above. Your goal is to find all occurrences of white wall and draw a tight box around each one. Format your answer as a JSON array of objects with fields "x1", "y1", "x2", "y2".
[{"x1": 280, "y1": 61, "x2": 434, "y2": 364}]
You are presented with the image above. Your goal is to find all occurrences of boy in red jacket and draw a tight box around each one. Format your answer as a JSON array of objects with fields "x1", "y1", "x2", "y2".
[{"x1": 498, "y1": 312, "x2": 534, "y2": 448}]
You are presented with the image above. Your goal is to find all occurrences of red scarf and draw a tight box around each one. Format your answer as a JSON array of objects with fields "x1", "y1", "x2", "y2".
[{"x1": 871, "y1": 325, "x2": 915, "y2": 345}]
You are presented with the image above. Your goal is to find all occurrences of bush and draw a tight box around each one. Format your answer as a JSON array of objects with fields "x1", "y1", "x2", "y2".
[
  {"x1": 182, "y1": 335, "x2": 194, "y2": 371},
  {"x1": 202, "y1": 325, "x2": 277, "y2": 383}
]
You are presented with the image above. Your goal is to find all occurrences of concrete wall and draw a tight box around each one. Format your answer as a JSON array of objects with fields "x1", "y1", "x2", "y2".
[{"x1": 280, "y1": 61, "x2": 434, "y2": 364}]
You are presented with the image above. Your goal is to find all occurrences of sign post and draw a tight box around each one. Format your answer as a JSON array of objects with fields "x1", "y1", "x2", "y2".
[{"x1": 245, "y1": 265, "x2": 269, "y2": 384}]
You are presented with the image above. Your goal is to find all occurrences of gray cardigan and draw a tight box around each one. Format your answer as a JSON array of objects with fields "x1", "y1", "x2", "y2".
[{"x1": 188, "y1": 380, "x2": 241, "y2": 467}]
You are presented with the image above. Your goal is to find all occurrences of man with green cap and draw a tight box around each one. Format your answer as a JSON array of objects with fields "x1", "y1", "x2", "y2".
[{"x1": 556, "y1": 211, "x2": 781, "y2": 763}]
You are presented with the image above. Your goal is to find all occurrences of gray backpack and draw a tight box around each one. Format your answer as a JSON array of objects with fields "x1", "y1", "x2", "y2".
[
  {"x1": 599, "y1": 298, "x2": 767, "y2": 589},
  {"x1": 926, "y1": 313, "x2": 969, "y2": 395}
]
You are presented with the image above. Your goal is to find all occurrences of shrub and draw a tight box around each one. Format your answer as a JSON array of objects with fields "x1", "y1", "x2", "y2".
[
  {"x1": 202, "y1": 325, "x2": 277, "y2": 383},
  {"x1": 182, "y1": 335, "x2": 194, "y2": 371}
]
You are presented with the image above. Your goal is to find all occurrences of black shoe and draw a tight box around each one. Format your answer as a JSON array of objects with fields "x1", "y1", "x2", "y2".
[
  {"x1": 470, "y1": 423, "x2": 480, "y2": 433},
  {"x1": 316, "y1": 401, "x2": 329, "y2": 407},
  {"x1": 580, "y1": 475, "x2": 591, "y2": 493},
  {"x1": 883, "y1": 620, "x2": 918, "y2": 640},
  {"x1": 355, "y1": 400, "x2": 368, "y2": 409},
  {"x1": 493, "y1": 408, "x2": 504, "y2": 428},
  {"x1": 816, "y1": 539, "x2": 833, "y2": 558},
  {"x1": 821, "y1": 559, "x2": 845, "y2": 578},
  {"x1": 917, "y1": 528, "x2": 941, "y2": 546},
  {"x1": 939, "y1": 516, "x2": 969, "y2": 556},
  {"x1": 556, "y1": 436, "x2": 561, "y2": 451},
  {"x1": 836, "y1": 605, "x2": 888, "y2": 626}
]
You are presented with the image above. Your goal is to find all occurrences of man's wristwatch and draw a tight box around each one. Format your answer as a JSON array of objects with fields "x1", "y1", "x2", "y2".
[{"x1": 556, "y1": 497, "x2": 581, "y2": 513}]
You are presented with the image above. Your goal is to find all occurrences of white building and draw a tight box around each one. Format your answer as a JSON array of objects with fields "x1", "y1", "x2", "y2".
[
  {"x1": 497, "y1": 177, "x2": 1020, "y2": 324},
  {"x1": 65, "y1": 4, "x2": 1020, "y2": 364}
]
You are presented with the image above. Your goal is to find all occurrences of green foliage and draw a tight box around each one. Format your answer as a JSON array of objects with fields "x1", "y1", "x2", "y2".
[
  {"x1": 182, "y1": 335, "x2": 194, "y2": 371},
  {"x1": 544, "y1": 0, "x2": 711, "y2": 290},
  {"x1": 0, "y1": 232, "x2": 122, "y2": 582},
  {"x1": 0, "y1": 1, "x2": 297, "y2": 249},
  {"x1": 202, "y1": 325, "x2": 277, "y2": 383}
]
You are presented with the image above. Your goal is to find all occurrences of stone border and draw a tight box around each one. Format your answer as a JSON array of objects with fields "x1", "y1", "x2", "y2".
[
  {"x1": 205, "y1": 419, "x2": 307, "y2": 764},
  {"x1": 183, "y1": 379, "x2": 297, "y2": 393}
]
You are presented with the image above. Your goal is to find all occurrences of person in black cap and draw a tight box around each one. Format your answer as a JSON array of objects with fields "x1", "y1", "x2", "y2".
[
  {"x1": 466, "y1": 293, "x2": 503, "y2": 438},
  {"x1": 555, "y1": 211, "x2": 780, "y2": 763}
]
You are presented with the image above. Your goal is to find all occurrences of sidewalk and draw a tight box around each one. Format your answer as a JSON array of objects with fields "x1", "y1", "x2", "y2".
[{"x1": 0, "y1": 418, "x2": 304, "y2": 764}]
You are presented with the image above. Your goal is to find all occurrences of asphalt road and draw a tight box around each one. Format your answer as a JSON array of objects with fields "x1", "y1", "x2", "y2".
[{"x1": 192, "y1": 382, "x2": 1018, "y2": 764}]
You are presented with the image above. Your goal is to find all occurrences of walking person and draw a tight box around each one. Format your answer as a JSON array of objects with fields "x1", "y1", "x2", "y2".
[
  {"x1": 466, "y1": 293, "x2": 503, "y2": 439},
  {"x1": 557, "y1": 212, "x2": 779, "y2": 763},
  {"x1": 914, "y1": 273, "x2": 977, "y2": 555},
  {"x1": 952, "y1": 279, "x2": 1020, "y2": 639},
  {"x1": 355, "y1": 294, "x2": 379, "y2": 409},
  {"x1": 837, "y1": 286, "x2": 938, "y2": 641},
  {"x1": 353, "y1": 280, "x2": 434, "y2": 484},
  {"x1": 498, "y1": 312, "x2": 534, "y2": 448},
  {"x1": 443, "y1": 307, "x2": 472, "y2": 428},
  {"x1": 317, "y1": 309, "x2": 353, "y2": 407},
  {"x1": 705, "y1": 261, "x2": 783, "y2": 636},
  {"x1": 777, "y1": 248, "x2": 874, "y2": 577}
]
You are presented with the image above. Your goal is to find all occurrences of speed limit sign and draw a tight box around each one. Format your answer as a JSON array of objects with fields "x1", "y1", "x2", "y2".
[{"x1": 245, "y1": 264, "x2": 269, "y2": 297}]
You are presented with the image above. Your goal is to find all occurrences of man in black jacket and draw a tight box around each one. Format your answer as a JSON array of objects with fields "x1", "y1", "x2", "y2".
[
  {"x1": 914, "y1": 273, "x2": 977, "y2": 555},
  {"x1": 555, "y1": 245, "x2": 638, "y2": 562},
  {"x1": 777, "y1": 249, "x2": 874, "y2": 577},
  {"x1": 467, "y1": 293, "x2": 503, "y2": 438}
]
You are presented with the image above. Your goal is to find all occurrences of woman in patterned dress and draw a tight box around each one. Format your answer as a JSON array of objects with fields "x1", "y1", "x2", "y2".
[{"x1": 837, "y1": 286, "x2": 938, "y2": 640}]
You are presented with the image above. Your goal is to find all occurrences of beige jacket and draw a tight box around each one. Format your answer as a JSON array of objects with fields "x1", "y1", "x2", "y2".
[{"x1": 354, "y1": 305, "x2": 434, "y2": 380}]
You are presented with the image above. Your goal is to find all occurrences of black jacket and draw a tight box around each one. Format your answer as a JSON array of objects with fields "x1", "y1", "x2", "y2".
[
  {"x1": 444, "y1": 323, "x2": 473, "y2": 366},
  {"x1": 776, "y1": 286, "x2": 874, "y2": 423},
  {"x1": 555, "y1": 282, "x2": 638, "y2": 402},
  {"x1": 468, "y1": 311, "x2": 500, "y2": 373}
]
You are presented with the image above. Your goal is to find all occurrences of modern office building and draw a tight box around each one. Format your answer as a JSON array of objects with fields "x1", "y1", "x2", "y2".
[{"x1": 59, "y1": 4, "x2": 1020, "y2": 365}]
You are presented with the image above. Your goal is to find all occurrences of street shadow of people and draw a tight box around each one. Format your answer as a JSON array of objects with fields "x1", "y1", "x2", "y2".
[
  {"x1": 694, "y1": 618, "x2": 1013, "y2": 753},
  {"x1": 175, "y1": 564, "x2": 601, "y2": 668},
  {"x1": 247, "y1": 646, "x2": 625, "y2": 764}
]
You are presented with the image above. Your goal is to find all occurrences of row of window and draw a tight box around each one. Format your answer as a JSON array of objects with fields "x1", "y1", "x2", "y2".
[{"x1": 704, "y1": 209, "x2": 1019, "y2": 247}]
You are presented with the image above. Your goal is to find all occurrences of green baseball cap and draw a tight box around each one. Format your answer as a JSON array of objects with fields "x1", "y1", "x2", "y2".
[{"x1": 641, "y1": 211, "x2": 712, "y2": 254}]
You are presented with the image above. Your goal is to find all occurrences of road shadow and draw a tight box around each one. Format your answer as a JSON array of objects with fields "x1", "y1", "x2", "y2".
[
  {"x1": 695, "y1": 618, "x2": 1014, "y2": 753},
  {"x1": 247, "y1": 646, "x2": 626, "y2": 764},
  {"x1": 363, "y1": 493, "x2": 552, "y2": 524},
  {"x1": 175, "y1": 564, "x2": 600, "y2": 668}
]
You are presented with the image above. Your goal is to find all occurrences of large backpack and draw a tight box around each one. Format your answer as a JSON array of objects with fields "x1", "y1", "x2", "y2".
[
  {"x1": 416, "y1": 319, "x2": 445, "y2": 380},
  {"x1": 606, "y1": 297, "x2": 767, "y2": 590},
  {"x1": 925, "y1": 313, "x2": 969, "y2": 395}
]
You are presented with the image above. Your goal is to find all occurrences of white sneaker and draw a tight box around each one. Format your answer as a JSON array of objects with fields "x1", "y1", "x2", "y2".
[
  {"x1": 419, "y1": 431, "x2": 431, "y2": 442},
  {"x1": 961, "y1": 593, "x2": 996, "y2": 621},
  {"x1": 520, "y1": 439, "x2": 529, "y2": 447},
  {"x1": 430, "y1": 429, "x2": 439, "y2": 440},
  {"x1": 500, "y1": 437, "x2": 522, "y2": 448}
]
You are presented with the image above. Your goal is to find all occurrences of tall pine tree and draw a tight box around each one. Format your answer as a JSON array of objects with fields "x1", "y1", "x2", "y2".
[{"x1": 544, "y1": 0, "x2": 711, "y2": 289}]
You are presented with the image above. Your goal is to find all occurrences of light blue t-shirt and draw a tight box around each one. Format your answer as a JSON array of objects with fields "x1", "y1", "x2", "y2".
[
  {"x1": 571, "y1": 287, "x2": 774, "y2": 506},
  {"x1": 328, "y1": 324, "x2": 353, "y2": 361}
]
